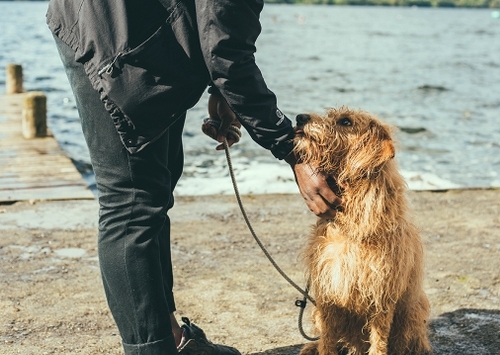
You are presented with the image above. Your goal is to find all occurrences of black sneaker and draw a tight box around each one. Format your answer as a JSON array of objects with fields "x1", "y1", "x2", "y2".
[{"x1": 177, "y1": 317, "x2": 241, "y2": 355}]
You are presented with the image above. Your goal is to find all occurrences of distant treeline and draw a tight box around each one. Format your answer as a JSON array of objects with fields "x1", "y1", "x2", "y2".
[
  {"x1": 4, "y1": 0, "x2": 500, "y2": 7},
  {"x1": 266, "y1": 0, "x2": 500, "y2": 7}
]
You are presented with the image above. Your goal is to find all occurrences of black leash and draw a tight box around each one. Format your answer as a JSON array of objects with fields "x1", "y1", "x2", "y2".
[{"x1": 222, "y1": 140, "x2": 319, "y2": 341}]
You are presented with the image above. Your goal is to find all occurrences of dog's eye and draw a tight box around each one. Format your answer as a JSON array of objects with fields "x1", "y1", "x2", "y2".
[{"x1": 337, "y1": 117, "x2": 353, "y2": 126}]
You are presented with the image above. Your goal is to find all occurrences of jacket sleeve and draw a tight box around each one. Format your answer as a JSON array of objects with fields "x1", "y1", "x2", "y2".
[{"x1": 194, "y1": 0, "x2": 295, "y2": 159}]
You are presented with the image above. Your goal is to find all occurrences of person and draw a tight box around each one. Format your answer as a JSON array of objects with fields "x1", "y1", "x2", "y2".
[{"x1": 46, "y1": 1, "x2": 341, "y2": 354}]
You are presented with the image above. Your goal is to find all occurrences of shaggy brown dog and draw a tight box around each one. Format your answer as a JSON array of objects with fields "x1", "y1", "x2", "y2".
[{"x1": 294, "y1": 107, "x2": 432, "y2": 355}]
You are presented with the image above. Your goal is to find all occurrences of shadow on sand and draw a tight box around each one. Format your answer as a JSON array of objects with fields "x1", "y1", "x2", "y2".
[
  {"x1": 248, "y1": 344, "x2": 303, "y2": 355},
  {"x1": 248, "y1": 309, "x2": 500, "y2": 355},
  {"x1": 429, "y1": 308, "x2": 500, "y2": 354}
]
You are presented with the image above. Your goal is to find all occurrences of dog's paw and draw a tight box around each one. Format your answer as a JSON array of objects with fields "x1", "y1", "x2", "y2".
[{"x1": 299, "y1": 342, "x2": 319, "y2": 355}]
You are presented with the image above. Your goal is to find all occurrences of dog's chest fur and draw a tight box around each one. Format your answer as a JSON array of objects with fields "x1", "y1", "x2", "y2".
[{"x1": 307, "y1": 169, "x2": 420, "y2": 312}]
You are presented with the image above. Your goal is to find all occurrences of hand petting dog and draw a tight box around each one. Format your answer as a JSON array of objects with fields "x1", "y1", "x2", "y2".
[
  {"x1": 201, "y1": 93, "x2": 341, "y2": 219},
  {"x1": 285, "y1": 153, "x2": 341, "y2": 219}
]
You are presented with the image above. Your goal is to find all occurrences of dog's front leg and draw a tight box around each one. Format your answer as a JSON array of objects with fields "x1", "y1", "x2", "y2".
[
  {"x1": 299, "y1": 341, "x2": 320, "y2": 355},
  {"x1": 368, "y1": 307, "x2": 395, "y2": 355}
]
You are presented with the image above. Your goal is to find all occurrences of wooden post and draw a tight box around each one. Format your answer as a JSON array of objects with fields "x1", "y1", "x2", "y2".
[
  {"x1": 6, "y1": 63, "x2": 24, "y2": 94},
  {"x1": 22, "y1": 91, "x2": 47, "y2": 139}
]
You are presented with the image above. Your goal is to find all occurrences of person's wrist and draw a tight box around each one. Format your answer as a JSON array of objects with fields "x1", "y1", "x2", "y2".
[{"x1": 284, "y1": 151, "x2": 297, "y2": 166}]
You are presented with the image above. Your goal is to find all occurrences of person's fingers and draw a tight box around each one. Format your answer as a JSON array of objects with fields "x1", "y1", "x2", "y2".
[
  {"x1": 216, "y1": 118, "x2": 232, "y2": 142},
  {"x1": 301, "y1": 184, "x2": 339, "y2": 218},
  {"x1": 214, "y1": 129, "x2": 241, "y2": 150},
  {"x1": 305, "y1": 194, "x2": 340, "y2": 219},
  {"x1": 204, "y1": 120, "x2": 241, "y2": 151},
  {"x1": 216, "y1": 117, "x2": 239, "y2": 143},
  {"x1": 204, "y1": 93, "x2": 243, "y2": 150},
  {"x1": 318, "y1": 183, "x2": 343, "y2": 210},
  {"x1": 291, "y1": 161, "x2": 342, "y2": 218},
  {"x1": 215, "y1": 97, "x2": 240, "y2": 142},
  {"x1": 226, "y1": 125, "x2": 241, "y2": 145},
  {"x1": 201, "y1": 118, "x2": 219, "y2": 140}
]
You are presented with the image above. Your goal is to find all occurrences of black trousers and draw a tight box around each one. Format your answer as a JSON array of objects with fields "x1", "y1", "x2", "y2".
[{"x1": 55, "y1": 36, "x2": 183, "y2": 355}]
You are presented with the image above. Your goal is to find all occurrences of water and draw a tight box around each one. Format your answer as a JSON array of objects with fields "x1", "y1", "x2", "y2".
[{"x1": 1, "y1": 3, "x2": 499, "y2": 195}]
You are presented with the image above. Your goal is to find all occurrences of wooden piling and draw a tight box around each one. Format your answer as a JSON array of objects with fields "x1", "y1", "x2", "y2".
[
  {"x1": 6, "y1": 63, "x2": 24, "y2": 94},
  {"x1": 0, "y1": 91, "x2": 94, "y2": 202},
  {"x1": 1, "y1": 64, "x2": 94, "y2": 201},
  {"x1": 22, "y1": 91, "x2": 47, "y2": 139}
]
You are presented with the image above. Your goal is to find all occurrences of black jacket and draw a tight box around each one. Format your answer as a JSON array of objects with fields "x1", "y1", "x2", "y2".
[{"x1": 46, "y1": 0, "x2": 295, "y2": 159}]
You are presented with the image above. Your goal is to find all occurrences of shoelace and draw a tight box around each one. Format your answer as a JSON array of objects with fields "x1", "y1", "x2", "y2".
[{"x1": 176, "y1": 328, "x2": 187, "y2": 349}]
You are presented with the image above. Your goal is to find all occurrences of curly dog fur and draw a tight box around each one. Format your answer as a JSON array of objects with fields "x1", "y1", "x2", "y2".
[{"x1": 294, "y1": 107, "x2": 432, "y2": 355}]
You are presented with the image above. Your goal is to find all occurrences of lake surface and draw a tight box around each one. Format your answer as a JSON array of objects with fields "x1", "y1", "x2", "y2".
[{"x1": 1, "y1": 3, "x2": 499, "y2": 195}]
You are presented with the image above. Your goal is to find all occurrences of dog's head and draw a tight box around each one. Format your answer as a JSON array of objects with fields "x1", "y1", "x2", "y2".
[{"x1": 293, "y1": 107, "x2": 395, "y2": 182}]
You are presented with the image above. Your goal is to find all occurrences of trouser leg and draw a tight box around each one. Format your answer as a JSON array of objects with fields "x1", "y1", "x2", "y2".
[
  {"x1": 159, "y1": 115, "x2": 185, "y2": 313},
  {"x1": 54, "y1": 36, "x2": 184, "y2": 355}
]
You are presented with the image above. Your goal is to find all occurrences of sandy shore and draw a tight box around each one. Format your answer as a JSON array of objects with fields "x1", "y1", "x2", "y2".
[{"x1": 1, "y1": 189, "x2": 499, "y2": 354}]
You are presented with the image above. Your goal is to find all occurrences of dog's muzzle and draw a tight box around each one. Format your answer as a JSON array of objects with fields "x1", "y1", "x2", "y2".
[
  {"x1": 295, "y1": 114, "x2": 311, "y2": 135},
  {"x1": 296, "y1": 113, "x2": 311, "y2": 126}
]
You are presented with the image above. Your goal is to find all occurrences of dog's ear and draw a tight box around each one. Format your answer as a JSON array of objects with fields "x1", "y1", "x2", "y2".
[
  {"x1": 380, "y1": 139, "x2": 395, "y2": 161},
  {"x1": 378, "y1": 124, "x2": 395, "y2": 162},
  {"x1": 344, "y1": 121, "x2": 395, "y2": 179}
]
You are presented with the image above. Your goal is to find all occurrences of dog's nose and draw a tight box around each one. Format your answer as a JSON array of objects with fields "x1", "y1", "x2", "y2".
[{"x1": 296, "y1": 114, "x2": 311, "y2": 126}]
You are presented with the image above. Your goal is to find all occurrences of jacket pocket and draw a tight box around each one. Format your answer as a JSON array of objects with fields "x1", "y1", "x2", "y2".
[{"x1": 96, "y1": 22, "x2": 206, "y2": 150}]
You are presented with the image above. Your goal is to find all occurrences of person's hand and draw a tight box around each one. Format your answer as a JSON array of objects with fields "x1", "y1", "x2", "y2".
[
  {"x1": 285, "y1": 153, "x2": 342, "y2": 219},
  {"x1": 202, "y1": 92, "x2": 242, "y2": 150}
]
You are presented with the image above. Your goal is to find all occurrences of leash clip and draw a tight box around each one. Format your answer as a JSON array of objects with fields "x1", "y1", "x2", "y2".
[{"x1": 295, "y1": 299, "x2": 307, "y2": 309}]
